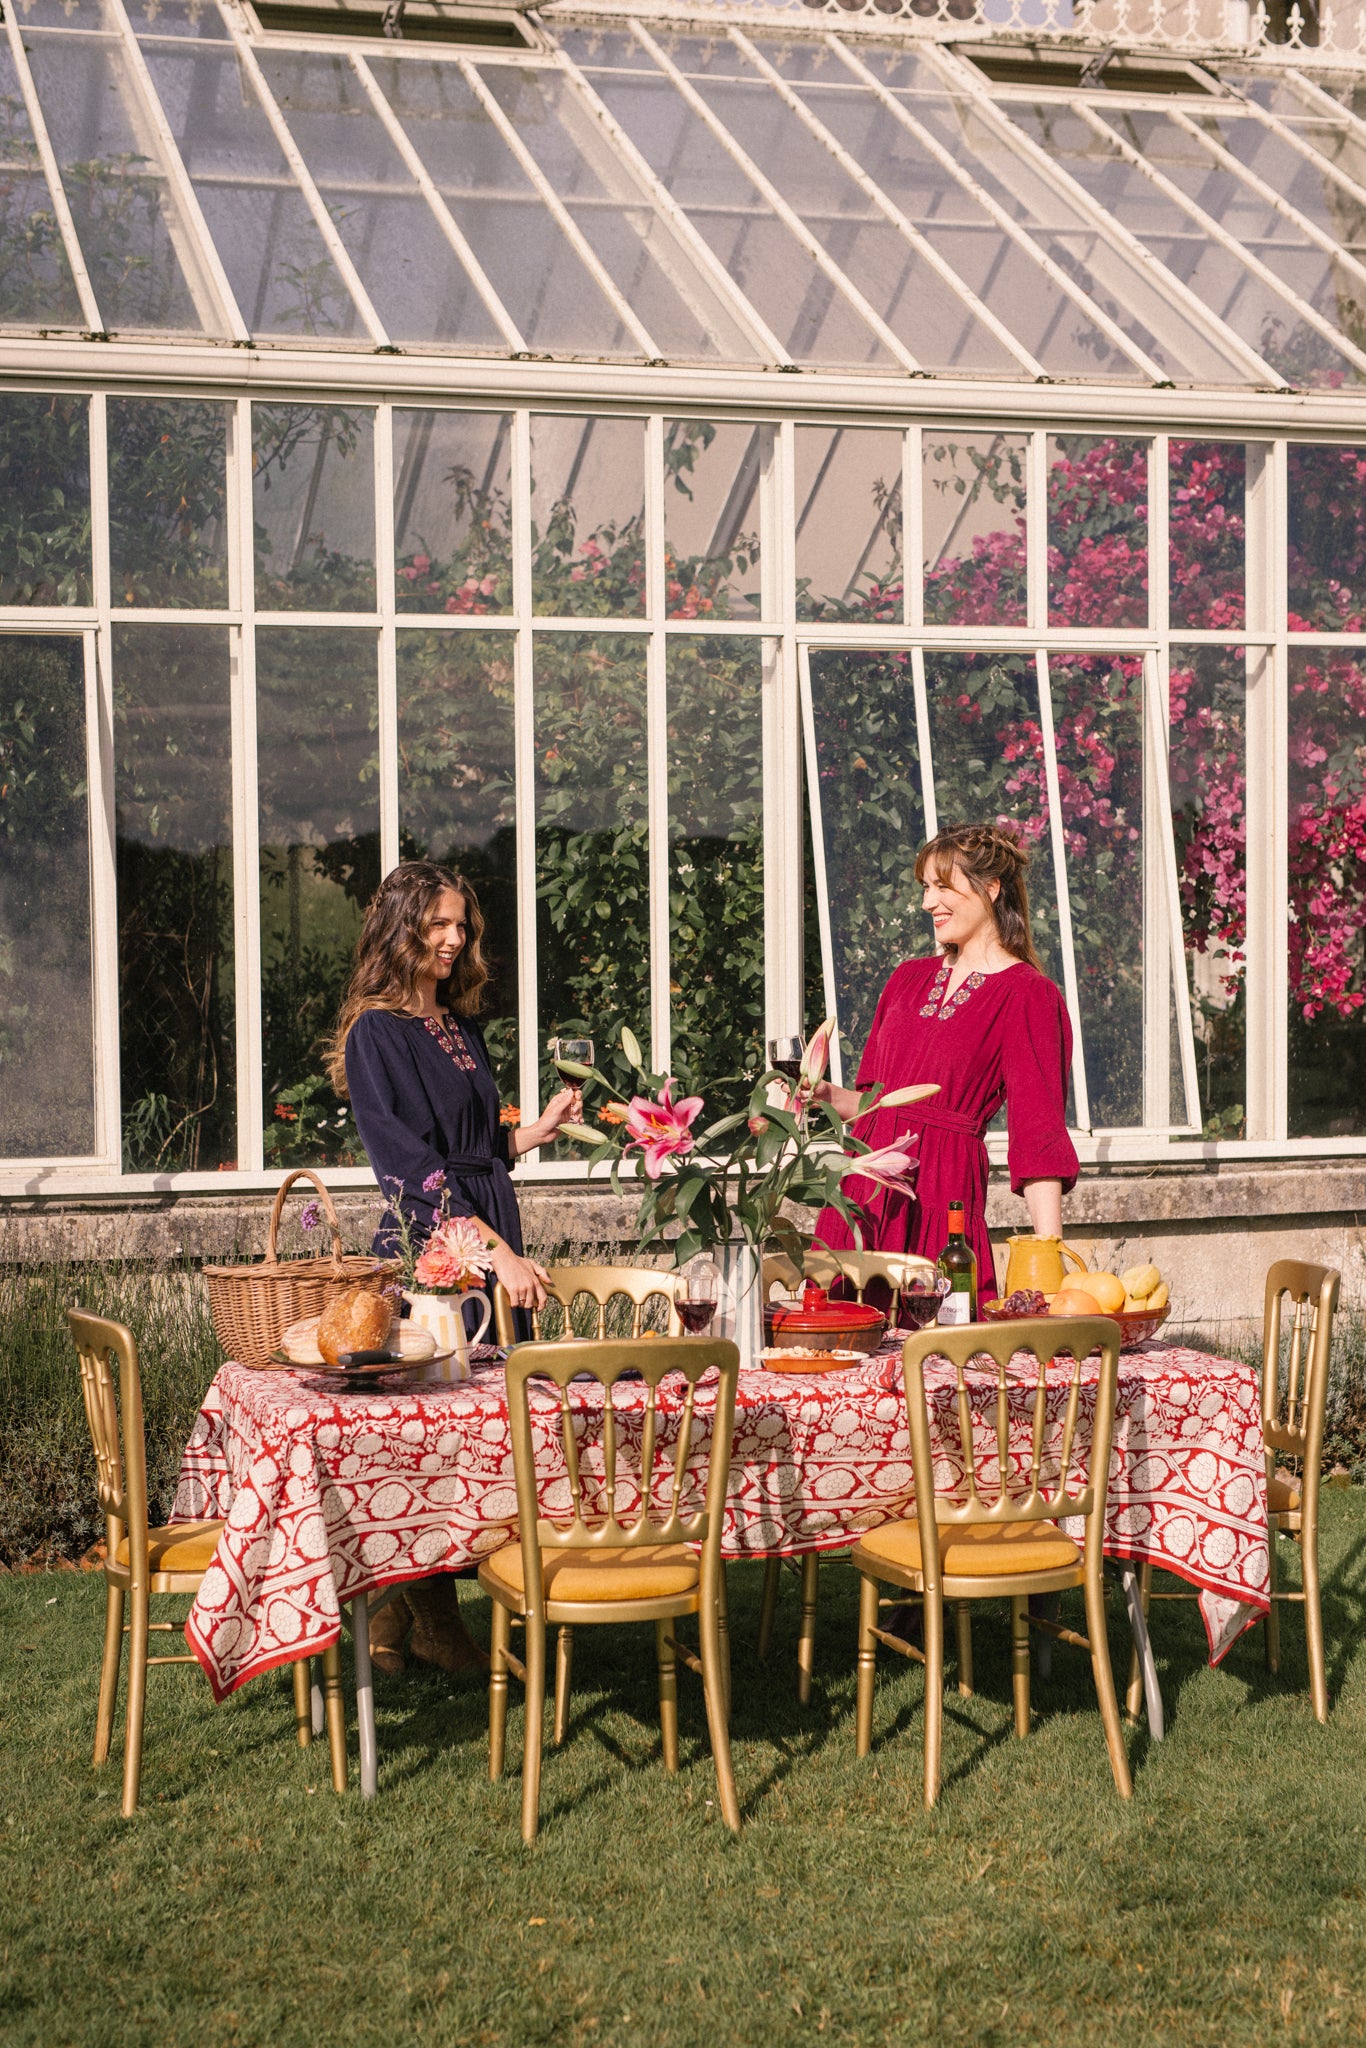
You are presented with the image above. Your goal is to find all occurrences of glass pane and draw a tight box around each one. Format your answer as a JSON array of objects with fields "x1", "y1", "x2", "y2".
[
  {"x1": 481, "y1": 66, "x2": 759, "y2": 362},
  {"x1": 1047, "y1": 654, "x2": 1146, "y2": 1128},
  {"x1": 0, "y1": 392, "x2": 90, "y2": 605},
  {"x1": 253, "y1": 403, "x2": 375, "y2": 610},
  {"x1": 1288, "y1": 443, "x2": 1366, "y2": 629},
  {"x1": 795, "y1": 425, "x2": 903, "y2": 622},
  {"x1": 1288, "y1": 646, "x2": 1366, "y2": 1136},
  {"x1": 23, "y1": 32, "x2": 203, "y2": 331},
  {"x1": 260, "y1": 50, "x2": 504, "y2": 350},
  {"x1": 806, "y1": 646, "x2": 929, "y2": 1067},
  {"x1": 394, "y1": 408, "x2": 512, "y2": 615},
  {"x1": 535, "y1": 632, "x2": 649, "y2": 1122},
  {"x1": 396, "y1": 629, "x2": 517, "y2": 1103},
  {"x1": 141, "y1": 41, "x2": 363, "y2": 341},
  {"x1": 667, "y1": 636, "x2": 765, "y2": 1101},
  {"x1": 113, "y1": 623, "x2": 235, "y2": 1170},
  {"x1": 0, "y1": 634, "x2": 95, "y2": 1157},
  {"x1": 256, "y1": 628, "x2": 378, "y2": 1164},
  {"x1": 664, "y1": 420, "x2": 762, "y2": 620},
  {"x1": 1049, "y1": 436, "x2": 1148, "y2": 629},
  {"x1": 1170, "y1": 441, "x2": 1245, "y2": 632},
  {"x1": 923, "y1": 431, "x2": 1027, "y2": 627},
  {"x1": 376, "y1": 57, "x2": 638, "y2": 357},
  {"x1": 531, "y1": 414, "x2": 645, "y2": 618},
  {"x1": 0, "y1": 42, "x2": 84, "y2": 326},
  {"x1": 108, "y1": 396, "x2": 228, "y2": 607},
  {"x1": 1170, "y1": 645, "x2": 1247, "y2": 1139}
]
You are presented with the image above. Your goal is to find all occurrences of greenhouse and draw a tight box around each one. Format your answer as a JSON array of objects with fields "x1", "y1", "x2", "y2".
[{"x1": 6, "y1": 0, "x2": 1366, "y2": 1206}]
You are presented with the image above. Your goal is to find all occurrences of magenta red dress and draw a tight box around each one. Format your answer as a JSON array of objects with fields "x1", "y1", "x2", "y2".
[{"x1": 814, "y1": 955, "x2": 1079, "y2": 1296}]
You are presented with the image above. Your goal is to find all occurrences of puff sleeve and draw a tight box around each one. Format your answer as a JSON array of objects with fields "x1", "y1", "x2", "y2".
[{"x1": 1003, "y1": 973, "x2": 1079, "y2": 1197}]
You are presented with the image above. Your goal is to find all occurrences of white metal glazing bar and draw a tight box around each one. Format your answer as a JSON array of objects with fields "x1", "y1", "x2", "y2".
[
  {"x1": 829, "y1": 38, "x2": 1171, "y2": 387},
  {"x1": 214, "y1": 0, "x2": 391, "y2": 348},
  {"x1": 548, "y1": 42, "x2": 792, "y2": 366},
  {"x1": 457, "y1": 56, "x2": 661, "y2": 360},
  {"x1": 229, "y1": 396, "x2": 265, "y2": 1172},
  {"x1": 763, "y1": 420, "x2": 802, "y2": 1039},
  {"x1": 511, "y1": 408, "x2": 541, "y2": 1131},
  {"x1": 1144, "y1": 437, "x2": 1172, "y2": 1129},
  {"x1": 1147, "y1": 646, "x2": 1204, "y2": 1131},
  {"x1": 1035, "y1": 649, "x2": 1093, "y2": 1132},
  {"x1": 796, "y1": 643, "x2": 842, "y2": 1086},
  {"x1": 1, "y1": 6, "x2": 103, "y2": 331},
  {"x1": 376, "y1": 401, "x2": 399, "y2": 876},
  {"x1": 910, "y1": 43, "x2": 1288, "y2": 390},
  {"x1": 106, "y1": 0, "x2": 250, "y2": 341},
  {"x1": 645, "y1": 412, "x2": 672, "y2": 1072},
  {"x1": 1220, "y1": 79, "x2": 1366, "y2": 227},
  {"x1": 348, "y1": 52, "x2": 527, "y2": 356},
  {"x1": 729, "y1": 30, "x2": 1046, "y2": 381},
  {"x1": 631, "y1": 23, "x2": 926, "y2": 376},
  {"x1": 87, "y1": 395, "x2": 121, "y2": 1166}
]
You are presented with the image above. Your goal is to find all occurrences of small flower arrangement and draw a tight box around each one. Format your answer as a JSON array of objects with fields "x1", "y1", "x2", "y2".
[
  {"x1": 381, "y1": 1172, "x2": 494, "y2": 1296},
  {"x1": 555, "y1": 1022, "x2": 935, "y2": 1268}
]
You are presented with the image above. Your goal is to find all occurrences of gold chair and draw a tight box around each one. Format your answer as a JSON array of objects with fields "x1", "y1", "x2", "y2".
[
  {"x1": 69, "y1": 1310, "x2": 347, "y2": 1814},
  {"x1": 478, "y1": 1335, "x2": 741, "y2": 1841},
  {"x1": 757, "y1": 1245, "x2": 936, "y2": 1693},
  {"x1": 1125, "y1": 1258, "x2": 1340, "y2": 1724},
  {"x1": 492, "y1": 1264, "x2": 682, "y2": 1347},
  {"x1": 852, "y1": 1317, "x2": 1132, "y2": 1807}
]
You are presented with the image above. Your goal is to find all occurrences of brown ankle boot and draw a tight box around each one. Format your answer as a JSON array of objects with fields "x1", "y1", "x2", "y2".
[
  {"x1": 369, "y1": 1590, "x2": 412, "y2": 1675},
  {"x1": 404, "y1": 1576, "x2": 490, "y2": 1675}
]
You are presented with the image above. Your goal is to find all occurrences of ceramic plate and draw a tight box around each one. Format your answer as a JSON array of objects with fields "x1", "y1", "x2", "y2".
[{"x1": 263, "y1": 1347, "x2": 456, "y2": 1379}]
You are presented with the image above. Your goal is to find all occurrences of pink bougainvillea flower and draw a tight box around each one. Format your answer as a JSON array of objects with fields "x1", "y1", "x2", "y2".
[
  {"x1": 625, "y1": 1080, "x2": 704, "y2": 1180},
  {"x1": 413, "y1": 1215, "x2": 493, "y2": 1292},
  {"x1": 840, "y1": 1140, "x2": 920, "y2": 1201}
]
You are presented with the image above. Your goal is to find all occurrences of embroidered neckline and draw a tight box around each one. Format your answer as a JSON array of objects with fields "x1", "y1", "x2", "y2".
[
  {"x1": 919, "y1": 957, "x2": 986, "y2": 1022},
  {"x1": 422, "y1": 1011, "x2": 477, "y2": 1072}
]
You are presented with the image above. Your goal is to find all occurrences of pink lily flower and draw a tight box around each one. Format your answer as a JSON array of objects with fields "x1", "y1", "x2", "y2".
[
  {"x1": 800, "y1": 1017, "x2": 834, "y2": 1089},
  {"x1": 840, "y1": 1139, "x2": 919, "y2": 1201},
  {"x1": 625, "y1": 1079, "x2": 704, "y2": 1180}
]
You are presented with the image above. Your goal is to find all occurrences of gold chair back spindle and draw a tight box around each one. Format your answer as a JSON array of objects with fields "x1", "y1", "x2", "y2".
[
  {"x1": 492, "y1": 1264, "x2": 682, "y2": 1348},
  {"x1": 805, "y1": 1247, "x2": 937, "y2": 1327}
]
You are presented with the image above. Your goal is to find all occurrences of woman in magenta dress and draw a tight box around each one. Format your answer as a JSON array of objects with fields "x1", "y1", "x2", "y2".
[{"x1": 813, "y1": 822, "x2": 1077, "y2": 1298}]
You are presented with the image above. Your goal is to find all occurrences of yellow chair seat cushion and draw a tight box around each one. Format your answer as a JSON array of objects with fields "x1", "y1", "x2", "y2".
[
  {"x1": 1268, "y1": 1471, "x2": 1302, "y2": 1514},
  {"x1": 114, "y1": 1520, "x2": 224, "y2": 1574},
  {"x1": 482, "y1": 1540, "x2": 699, "y2": 1604},
  {"x1": 857, "y1": 1516, "x2": 1080, "y2": 1579}
]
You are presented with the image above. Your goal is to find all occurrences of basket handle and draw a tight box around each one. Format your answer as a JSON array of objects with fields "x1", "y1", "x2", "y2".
[{"x1": 265, "y1": 1168, "x2": 347, "y2": 1275}]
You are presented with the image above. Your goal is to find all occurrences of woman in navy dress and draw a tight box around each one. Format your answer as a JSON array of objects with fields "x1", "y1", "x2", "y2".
[{"x1": 326, "y1": 859, "x2": 579, "y2": 1672}]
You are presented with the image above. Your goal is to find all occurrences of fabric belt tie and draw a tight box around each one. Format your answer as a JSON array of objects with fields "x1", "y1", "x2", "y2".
[
  {"x1": 445, "y1": 1154, "x2": 500, "y2": 1175},
  {"x1": 892, "y1": 1100, "x2": 983, "y2": 1140}
]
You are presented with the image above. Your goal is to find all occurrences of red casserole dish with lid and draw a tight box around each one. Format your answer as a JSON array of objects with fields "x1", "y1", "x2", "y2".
[{"x1": 762, "y1": 1283, "x2": 885, "y2": 1355}]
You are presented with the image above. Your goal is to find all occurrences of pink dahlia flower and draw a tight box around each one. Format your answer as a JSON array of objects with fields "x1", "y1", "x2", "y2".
[
  {"x1": 625, "y1": 1079, "x2": 704, "y2": 1180},
  {"x1": 414, "y1": 1215, "x2": 493, "y2": 1292}
]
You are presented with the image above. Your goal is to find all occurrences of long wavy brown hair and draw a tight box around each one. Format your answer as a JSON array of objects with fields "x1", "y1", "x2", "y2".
[
  {"x1": 326, "y1": 861, "x2": 490, "y2": 1096},
  {"x1": 913, "y1": 821, "x2": 1043, "y2": 971}
]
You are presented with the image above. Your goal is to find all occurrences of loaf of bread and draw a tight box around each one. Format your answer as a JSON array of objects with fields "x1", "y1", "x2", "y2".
[
  {"x1": 317, "y1": 1283, "x2": 396, "y2": 1365},
  {"x1": 394, "y1": 1324, "x2": 437, "y2": 1361},
  {"x1": 281, "y1": 1315, "x2": 325, "y2": 1366}
]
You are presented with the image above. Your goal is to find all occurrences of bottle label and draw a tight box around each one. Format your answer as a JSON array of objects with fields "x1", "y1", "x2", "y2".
[{"x1": 937, "y1": 1291, "x2": 972, "y2": 1327}]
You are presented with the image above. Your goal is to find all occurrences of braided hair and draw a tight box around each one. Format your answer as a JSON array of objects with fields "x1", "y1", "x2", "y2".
[{"x1": 913, "y1": 821, "x2": 1042, "y2": 971}]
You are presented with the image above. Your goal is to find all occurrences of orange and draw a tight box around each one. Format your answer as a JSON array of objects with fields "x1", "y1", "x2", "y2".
[
  {"x1": 1050, "y1": 1287, "x2": 1101, "y2": 1317},
  {"x1": 1070, "y1": 1270, "x2": 1126, "y2": 1315}
]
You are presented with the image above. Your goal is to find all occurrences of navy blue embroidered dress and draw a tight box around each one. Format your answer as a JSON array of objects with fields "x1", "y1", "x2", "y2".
[{"x1": 344, "y1": 1008, "x2": 524, "y2": 1259}]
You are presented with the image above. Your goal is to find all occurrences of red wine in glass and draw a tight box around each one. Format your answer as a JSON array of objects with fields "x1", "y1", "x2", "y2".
[
  {"x1": 678, "y1": 1298, "x2": 718, "y2": 1334},
  {"x1": 768, "y1": 1035, "x2": 805, "y2": 1081},
  {"x1": 681, "y1": 1260, "x2": 720, "y2": 1335}
]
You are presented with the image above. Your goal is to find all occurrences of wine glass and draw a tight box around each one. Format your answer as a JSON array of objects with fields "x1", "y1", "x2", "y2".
[
  {"x1": 678, "y1": 1259, "x2": 720, "y2": 1336},
  {"x1": 549, "y1": 1036, "x2": 594, "y2": 1081},
  {"x1": 767, "y1": 1035, "x2": 805, "y2": 1081}
]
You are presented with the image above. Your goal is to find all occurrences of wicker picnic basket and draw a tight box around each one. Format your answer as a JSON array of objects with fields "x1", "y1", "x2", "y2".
[{"x1": 203, "y1": 1168, "x2": 391, "y2": 1368}]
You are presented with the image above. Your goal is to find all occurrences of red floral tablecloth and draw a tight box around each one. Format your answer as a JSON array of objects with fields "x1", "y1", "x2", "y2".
[{"x1": 174, "y1": 1341, "x2": 1269, "y2": 1701}]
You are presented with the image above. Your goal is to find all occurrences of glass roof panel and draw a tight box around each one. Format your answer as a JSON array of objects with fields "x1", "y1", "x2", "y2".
[
  {"x1": 0, "y1": 39, "x2": 85, "y2": 324},
  {"x1": 376, "y1": 55, "x2": 641, "y2": 356},
  {"x1": 258, "y1": 48, "x2": 506, "y2": 348},
  {"x1": 21, "y1": 28, "x2": 204, "y2": 330},
  {"x1": 480, "y1": 65, "x2": 762, "y2": 360},
  {"x1": 140, "y1": 38, "x2": 365, "y2": 338}
]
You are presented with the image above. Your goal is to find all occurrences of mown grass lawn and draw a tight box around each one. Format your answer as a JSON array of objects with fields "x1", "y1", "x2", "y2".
[{"x1": 3, "y1": 1494, "x2": 1365, "y2": 2048}]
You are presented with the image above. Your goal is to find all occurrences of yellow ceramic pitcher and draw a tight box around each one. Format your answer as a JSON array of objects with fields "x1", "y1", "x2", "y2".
[{"x1": 1002, "y1": 1235, "x2": 1088, "y2": 1298}]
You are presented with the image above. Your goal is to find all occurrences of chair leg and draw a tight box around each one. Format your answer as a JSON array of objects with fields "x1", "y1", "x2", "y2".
[
  {"x1": 1124, "y1": 1561, "x2": 1151, "y2": 1722},
  {"x1": 1265, "y1": 1518, "x2": 1282, "y2": 1674},
  {"x1": 292, "y1": 1656, "x2": 312, "y2": 1749},
  {"x1": 352, "y1": 1596, "x2": 378, "y2": 1800},
  {"x1": 698, "y1": 1580, "x2": 742, "y2": 1833},
  {"x1": 1010, "y1": 1596, "x2": 1031, "y2": 1738},
  {"x1": 855, "y1": 1571, "x2": 879, "y2": 1759},
  {"x1": 488, "y1": 1602, "x2": 511, "y2": 1781},
  {"x1": 520, "y1": 1610, "x2": 547, "y2": 1845},
  {"x1": 553, "y1": 1626, "x2": 574, "y2": 1746},
  {"x1": 922, "y1": 1588, "x2": 945, "y2": 1811},
  {"x1": 321, "y1": 1637, "x2": 348, "y2": 1794},
  {"x1": 954, "y1": 1601, "x2": 974, "y2": 1699},
  {"x1": 757, "y1": 1555, "x2": 781, "y2": 1661},
  {"x1": 120, "y1": 1585, "x2": 149, "y2": 1818},
  {"x1": 1302, "y1": 1524, "x2": 1328, "y2": 1724},
  {"x1": 94, "y1": 1581, "x2": 124, "y2": 1768},
  {"x1": 796, "y1": 1552, "x2": 820, "y2": 1705},
  {"x1": 1083, "y1": 1568, "x2": 1134, "y2": 1799},
  {"x1": 717, "y1": 1563, "x2": 731, "y2": 1723},
  {"x1": 656, "y1": 1618, "x2": 679, "y2": 1773}
]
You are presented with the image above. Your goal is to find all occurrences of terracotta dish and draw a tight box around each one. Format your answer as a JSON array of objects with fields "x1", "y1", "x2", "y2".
[{"x1": 763, "y1": 1284, "x2": 885, "y2": 1355}]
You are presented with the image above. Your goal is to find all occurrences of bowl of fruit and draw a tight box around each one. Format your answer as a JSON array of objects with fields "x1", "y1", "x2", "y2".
[{"x1": 1040, "y1": 1263, "x2": 1170, "y2": 1344}]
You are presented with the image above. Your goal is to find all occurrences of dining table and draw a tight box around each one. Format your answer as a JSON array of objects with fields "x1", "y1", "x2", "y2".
[{"x1": 173, "y1": 1329, "x2": 1270, "y2": 1790}]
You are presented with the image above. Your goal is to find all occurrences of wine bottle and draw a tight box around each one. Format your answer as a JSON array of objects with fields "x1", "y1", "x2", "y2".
[{"x1": 936, "y1": 1201, "x2": 978, "y2": 1326}]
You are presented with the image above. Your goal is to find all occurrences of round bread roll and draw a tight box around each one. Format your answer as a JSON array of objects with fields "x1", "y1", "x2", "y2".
[
  {"x1": 281, "y1": 1315, "x2": 325, "y2": 1366},
  {"x1": 317, "y1": 1283, "x2": 395, "y2": 1365},
  {"x1": 395, "y1": 1323, "x2": 437, "y2": 1361}
]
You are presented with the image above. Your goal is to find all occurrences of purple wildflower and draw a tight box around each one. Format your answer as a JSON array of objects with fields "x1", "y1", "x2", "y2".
[
  {"x1": 299, "y1": 1200, "x2": 321, "y2": 1233},
  {"x1": 422, "y1": 1170, "x2": 445, "y2": 1194}
]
